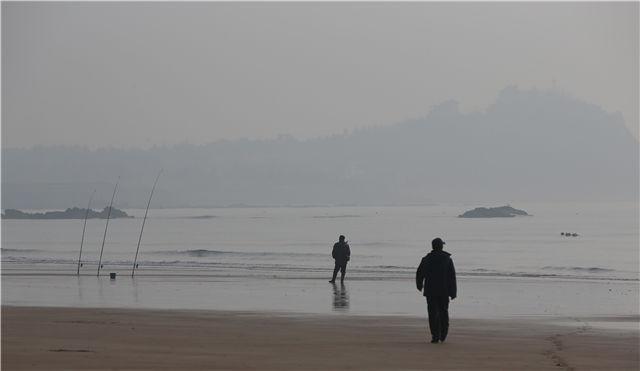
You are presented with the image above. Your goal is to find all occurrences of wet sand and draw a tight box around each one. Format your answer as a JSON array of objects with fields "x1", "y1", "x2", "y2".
[
  {"x1": 4, "y1": 275, "x2": 638, "y2": 319},
  {"x1": 2, "y1": 306, "x2": 638, "y2": 370}
]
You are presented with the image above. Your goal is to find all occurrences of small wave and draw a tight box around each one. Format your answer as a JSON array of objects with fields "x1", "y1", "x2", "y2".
[
  {"x1": 1, "y1": 257, "x2": 637, "y2": 282},
  {"x1": 2, "y1": 256, "x2": 76, "y2": 264},
  {"x1": 161, "y1": 249, "x2": 328, "y2": 259},
  {"x1": 186, "y1": 215, "x2": 217, "y2": 219},
  {"x1": 363, "y1": 265, "x2": 412, "y2": 270},
  {"x1": 311, "y1": 215, "x2": 362, "y2": 219},
  {"x1": 462, "y1": 270, "x2": 632, "y2": 281},
  {"x1": 541, "y1": 266, "x2": 615, "y2": 273},
  {"x1": 172, "y1": 249, "x2": 229, "y2": 257}
]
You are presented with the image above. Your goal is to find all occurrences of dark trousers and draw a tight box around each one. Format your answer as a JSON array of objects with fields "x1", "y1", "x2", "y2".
[
  {"x1": 426, "y1": 295, "x2": 449, "y2": 340},
  {"x1": 332, "y1": 262, "x2": 347, "y2": 282}
]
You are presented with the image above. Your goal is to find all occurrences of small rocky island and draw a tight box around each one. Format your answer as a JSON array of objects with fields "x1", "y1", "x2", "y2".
[
  {"x1": 458, "y1": 205, "x2": 530, "y2": 218},
  {"x1": 1, "y1": 207, "x2": 132, "y2": 219}
]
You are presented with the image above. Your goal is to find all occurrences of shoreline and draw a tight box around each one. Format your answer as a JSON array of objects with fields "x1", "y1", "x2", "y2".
[
  {"x1": 2, "y1": 306, "x2": 639, "y2": 370},
  {"x1": 2, "y1": 303, "x2": 639, "y2": 328}
]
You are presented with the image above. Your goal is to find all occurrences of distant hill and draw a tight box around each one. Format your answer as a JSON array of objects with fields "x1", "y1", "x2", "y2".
[{"x1": 2, "y1": 87, "x2": 638, "y2": 209}]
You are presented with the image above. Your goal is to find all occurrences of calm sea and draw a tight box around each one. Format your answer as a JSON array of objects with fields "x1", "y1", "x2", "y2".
[{"x1": 2, "y1": 202, "x2": 638, "y2": 319}]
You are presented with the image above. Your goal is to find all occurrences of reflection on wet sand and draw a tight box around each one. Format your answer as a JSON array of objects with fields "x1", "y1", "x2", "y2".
[
  {"x1": 132, "y1": 276, "x2": 140, "y2": 304},
  {"x1": 332, "y1": 282, "x2": 349, "y2": 311}
]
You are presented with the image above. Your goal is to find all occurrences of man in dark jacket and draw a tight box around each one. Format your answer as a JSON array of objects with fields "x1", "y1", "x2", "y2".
[
  {"x1": 416, "y1": 237, "x2": 457, "y2": 343},
  {"x1": 329, "y1": 235, "x2": 351, "y2": 283}
]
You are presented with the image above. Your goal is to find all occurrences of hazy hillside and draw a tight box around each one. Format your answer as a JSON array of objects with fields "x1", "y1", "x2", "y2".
[{"x1": 2, "y1": 87, "x2": 637, "y2": 209}]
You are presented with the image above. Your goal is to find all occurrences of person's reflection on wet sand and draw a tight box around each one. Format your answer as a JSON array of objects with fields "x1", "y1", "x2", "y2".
[
  {"x1": 76, "y1": 276, "x2": 84, "y2": 301},
  {"x1": 331, "y1": 282, "x2": 349, "y2": 311},
  {"x1": 132, "y1": 276, "x2": 140, "y2": 304}
]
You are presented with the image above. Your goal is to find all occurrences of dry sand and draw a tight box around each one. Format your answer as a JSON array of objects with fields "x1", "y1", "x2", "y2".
[{"x1": 2, "y1": 306, "x2": 638, "y2": 370}]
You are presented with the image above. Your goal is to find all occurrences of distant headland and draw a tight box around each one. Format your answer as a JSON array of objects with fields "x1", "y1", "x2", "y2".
[
  {"x1": 1, "y1": 207, "x2": 132, "y2": 219},
  {"x1": 458, "y1": 205, "x2": 530, "y2": 218}
]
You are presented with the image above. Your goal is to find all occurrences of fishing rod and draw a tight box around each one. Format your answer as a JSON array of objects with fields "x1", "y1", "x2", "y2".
[
  {"x1": 97, "y1": 177, "x2": 119, "y2": 277},
  {"x1": 77, "y1": 189, "x2": 96, "y2": 275},
  {"x1": 131, "y1": 169, "x2": 162, "y2": 277}
]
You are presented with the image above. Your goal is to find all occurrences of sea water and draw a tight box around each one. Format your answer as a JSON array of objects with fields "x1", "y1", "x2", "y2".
[{"x1": 2, "y1": 202, "x2": 638, "y2": 320}]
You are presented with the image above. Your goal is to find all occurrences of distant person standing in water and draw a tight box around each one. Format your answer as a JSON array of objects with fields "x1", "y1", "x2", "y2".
[
  {"x1": 329, "y1": 235, "x2": 351, "y2": 283},
  {"x1": 416, "y1": 237, "x2": 457, "y2": 343}
]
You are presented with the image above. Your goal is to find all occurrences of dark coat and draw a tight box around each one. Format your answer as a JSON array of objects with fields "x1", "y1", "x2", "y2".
[
  {"x1": 332, "y1": 241, "x2": 351, "y2": 264},
  {"x1": 416, "y1": 250, "x2": 457, "y2": 298}
]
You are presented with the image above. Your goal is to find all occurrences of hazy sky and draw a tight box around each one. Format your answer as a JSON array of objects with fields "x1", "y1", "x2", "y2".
[{"x1": 2, "y1": 2, "x2": 638, "y2": 149}]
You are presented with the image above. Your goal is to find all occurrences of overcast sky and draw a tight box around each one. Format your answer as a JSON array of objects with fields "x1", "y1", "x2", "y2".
[{"x1": 2, "y1": 2, "x2": 638, "y2": 149}]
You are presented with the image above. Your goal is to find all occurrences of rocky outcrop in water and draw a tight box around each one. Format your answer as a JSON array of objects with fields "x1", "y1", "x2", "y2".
[
  {"x1": 1, "y1": 207, "x2": 132, "y2": 219},
  {"x1": 458, "y1": 206, "x2": 529, "y2": 218}
]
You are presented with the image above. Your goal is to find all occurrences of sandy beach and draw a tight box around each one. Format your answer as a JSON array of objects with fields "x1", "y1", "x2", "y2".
[{"x1": 2, "y1": 306, "x2": 638, "y2": 370}]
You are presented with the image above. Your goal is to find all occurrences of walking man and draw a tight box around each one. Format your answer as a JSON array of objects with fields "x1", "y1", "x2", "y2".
[
  {"x1": 416, "y1": 237, "x2": 457, "y2": 343},
  {"x1": 329, "y1": 235, "x2": 350, "y2": 283}
]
